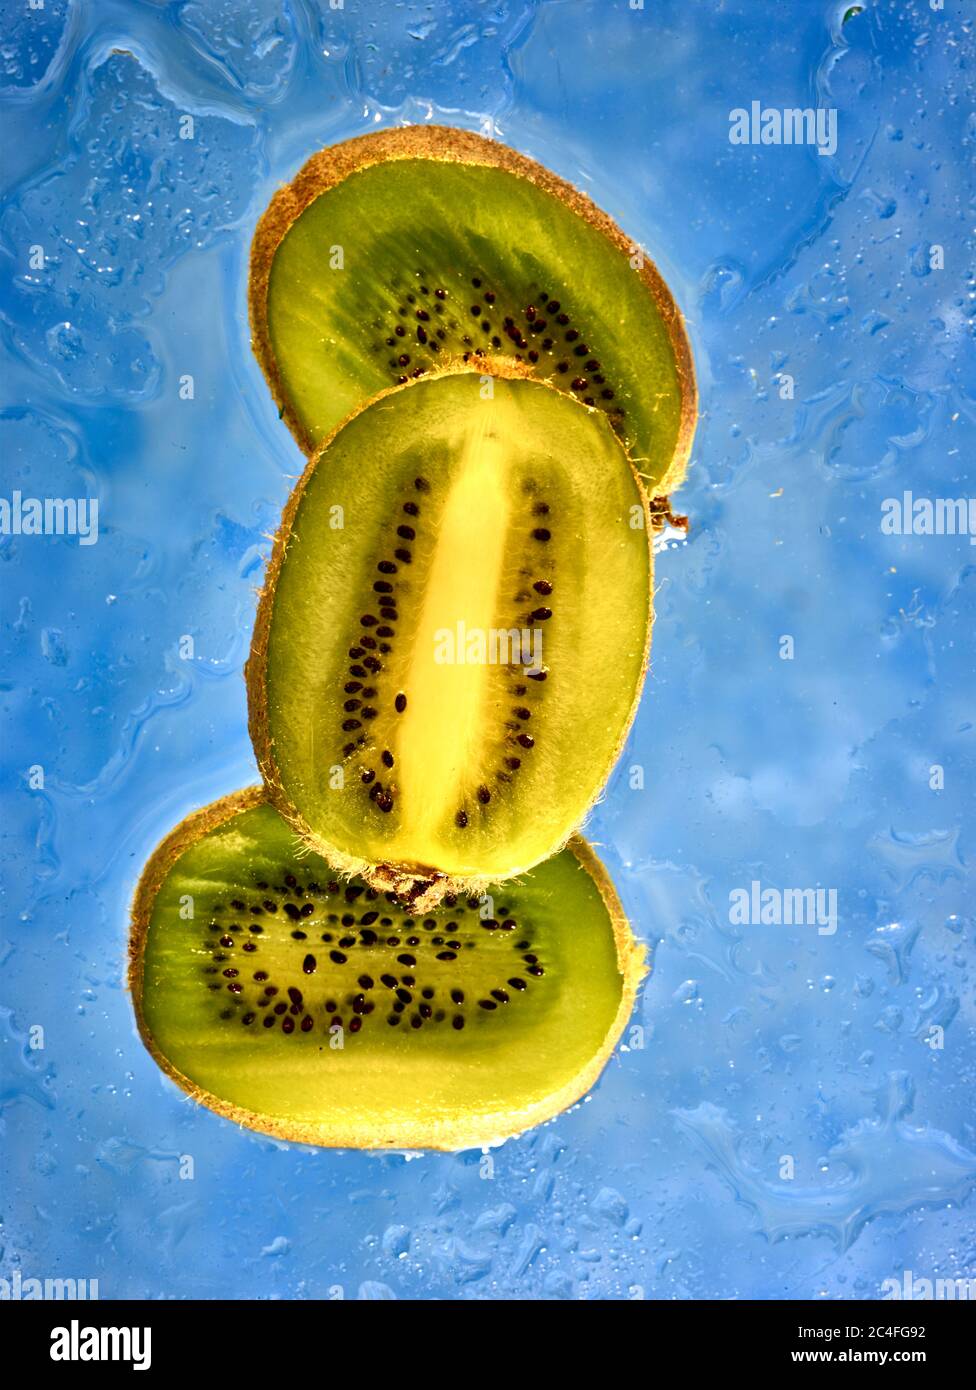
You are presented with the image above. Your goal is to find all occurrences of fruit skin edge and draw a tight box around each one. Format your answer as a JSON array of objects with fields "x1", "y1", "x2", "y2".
[
  {"x1": 127, "y1": 786, "x2": 648, "y2": 1152},
  {"x1": 245, "y1": 361, "x2": 656, "y2": 908},
  {"x1": 248, "y1": 123, "x2": 698, "y2": 500}
]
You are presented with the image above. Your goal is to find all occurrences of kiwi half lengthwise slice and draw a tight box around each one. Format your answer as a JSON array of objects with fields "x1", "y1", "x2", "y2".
[
  {"x1": 130, "y1": 789, "x2": 645, "y2": 1151},
  {"x1": 248, "y1": 368, "x2": 652, "y2": 903},
  {"x1": 250, "y1": 125, "x2": 696, "y2": 496}
]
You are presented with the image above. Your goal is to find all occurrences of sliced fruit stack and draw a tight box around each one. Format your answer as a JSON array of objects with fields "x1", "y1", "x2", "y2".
[{"x1": 130, "y1": 127, "x2": 696, "y2": 1150}]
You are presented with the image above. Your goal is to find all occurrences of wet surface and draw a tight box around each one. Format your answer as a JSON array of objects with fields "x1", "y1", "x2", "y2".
[{"x1": 1, "y1": 0, "x2": 973, "y2": 1299}]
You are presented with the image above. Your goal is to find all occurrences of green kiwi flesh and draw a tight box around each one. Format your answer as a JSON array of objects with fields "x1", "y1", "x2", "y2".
[
  {"x1": 251, "y1": 126, "x2": 696, "y2": 494},
  {"x1": 248, "y1": 371, "x2": 652, "y2": 898},
  {"x1": 130, "y1": 790, "x2": 645, "y2": 1150}
]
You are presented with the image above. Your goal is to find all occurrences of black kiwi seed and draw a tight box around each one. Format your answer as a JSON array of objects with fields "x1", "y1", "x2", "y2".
[
  {"x1": 508, "y1": 977, "x2": 527, "y2": 990},
  {"x1": 395, "y1": 693, "x2": 407, "y2": 713},
  {"x1": 531, "y1": 607, "x2": 552, "y2": 621},
  {"x1": 517, "y1": 733, "x2": 535, "y2": 749},
  {"x1": 452, "y1": 1015, "x2": 464, "y2": 1030},
  {"x1": 533, "y1": 580, "x2": 553, "y2": 595},
  {"x1": 477, "y1": 785, "x2": 491, "y2": 804},
  {"x1": 330, "y1": 950, "x2": 347, "y2": 964},
  {"x1": 456, "y1": 809, "x2": 469, "y2": 828},
  {"x1": 382, "y1": 750, "x2": 394, "y2": 768},
  {"x1": 479, "y1": 999, "x2": 497, "y2": 1011},
  {"x1": 532, "y1": 528, "x2": 551, "y2": 542}
]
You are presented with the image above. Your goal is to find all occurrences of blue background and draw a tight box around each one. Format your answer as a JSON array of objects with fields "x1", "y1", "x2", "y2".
[{"x1": 1, "y1": 0, "x2": 974, "y2": 1300}]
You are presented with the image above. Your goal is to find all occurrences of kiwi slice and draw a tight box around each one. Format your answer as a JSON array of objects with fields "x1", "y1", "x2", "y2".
[
  {"x1": 129, "y1": 789, "x2": 645, "y2": 1151},
  {"x1": 250, "y1": 125, "x2": 696, "y2": 495},
  {"x1": 247, "y1": 367, "x2": 652, "y2": 903}
]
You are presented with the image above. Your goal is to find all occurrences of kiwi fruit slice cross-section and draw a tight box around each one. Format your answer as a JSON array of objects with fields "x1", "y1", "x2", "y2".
[
  {"x1": 129, "y1": 789, "x2": 645, "y2": 1151},
  {"x1": 247, "y1": 367, "x2": 652, "y2": 905},
  {"x1": 250, "y1": 125, "x2": 696, "y2": 497}
]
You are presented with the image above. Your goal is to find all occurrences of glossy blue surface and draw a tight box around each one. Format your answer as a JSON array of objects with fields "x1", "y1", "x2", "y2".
[{"x1": 1, "y1": 0, "x2": 974, "y2": 1300}]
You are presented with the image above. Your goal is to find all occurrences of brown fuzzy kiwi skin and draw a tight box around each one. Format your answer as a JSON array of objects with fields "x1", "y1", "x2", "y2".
[
  {"x1": 128, "y1": 786, "x2": 647, "y2": 1152},
  {"x1": 248, "y1": 123, "x2": 697, "y2": 501},
  {"x1": 244, "y1": 360, "x2": 654, "y2": 909}
]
